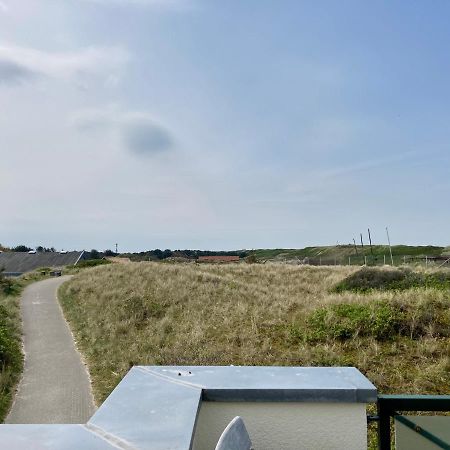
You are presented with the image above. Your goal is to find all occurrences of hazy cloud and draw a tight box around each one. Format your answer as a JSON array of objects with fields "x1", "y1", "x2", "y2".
[
  {"x1": 0, "y1": 1, "x2": 8, "y2": 12},
  {"x1": 123, "y1": 118, "x2": 173, "y2": 156},
  {"x1": 72, "y1": 107, "x2": 174, "y2": 156},
  {"x1": 0, "y1": 44, "x2": 129, "y2": 87},
  {"x1": 0, "y1": 60, "x2": 35, "y2": 84},
  {"x1": 79, "y1": 0, "x2": 193, "y2": 11}
]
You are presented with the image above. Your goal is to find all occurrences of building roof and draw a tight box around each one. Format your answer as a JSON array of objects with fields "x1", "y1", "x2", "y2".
[{"x1": 0, "y1": 251, "x2": 84, "y2": 276}]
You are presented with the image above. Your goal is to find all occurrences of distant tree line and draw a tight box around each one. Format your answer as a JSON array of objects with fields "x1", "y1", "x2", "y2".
[
  {"x1": 2, "y1": 245, "x2": 57, "y2": 253},
  {"x1": 88, "y1": 249, "x2": 117, "y2": 259},
  {"x1": 120, "y1": 249, "x2": 248, "y2": 262},
  {"x1": 1, "y1": 244, "x2": 247, "y2": 262}
]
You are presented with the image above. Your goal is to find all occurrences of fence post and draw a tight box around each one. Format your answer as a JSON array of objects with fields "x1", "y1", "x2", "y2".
[
  {"x1": 384, "y1": 255, "x2": 386, "y2": 265},
  {"x1": 348, "y1": 257, "x2": 351, "y2": 266},
  {"x1": 377, "y1": 397, "x2": 391, "y2": 450}
]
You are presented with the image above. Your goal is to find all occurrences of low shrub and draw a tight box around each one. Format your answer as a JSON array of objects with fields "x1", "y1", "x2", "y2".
[
  {"x1": 72, "y1": 259, "x2": 111, "y2": 269},
  {"x1": 0, "y1": 271, "x2": 18, "y2": 296},
  {"x1": 0, "y1": 301, "x2": 23, "y2": 421},
  {"x1": 294, "y1": 297, "x2": 450, "y2": 343},
  {"x1": 301, "y1": 301, "x2": 401, "y2": 341},
  {"x1": 0, "y1": 306, "x2": 21, "y2": 369},
  {"x1": 333, "y1": 267, "x2": 450, "y2": 293}
]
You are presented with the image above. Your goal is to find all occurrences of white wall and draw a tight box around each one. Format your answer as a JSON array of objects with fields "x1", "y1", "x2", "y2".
[{"x1": 193, "y1": 402, "x2": 368, "y2": 450}]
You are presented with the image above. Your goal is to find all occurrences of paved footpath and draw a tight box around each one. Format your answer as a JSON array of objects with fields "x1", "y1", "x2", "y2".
[{"x1": 6, "y1": 276, "x2": 96, "y2": 424}]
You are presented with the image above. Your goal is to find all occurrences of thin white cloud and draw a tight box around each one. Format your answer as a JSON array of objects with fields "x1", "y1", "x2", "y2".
[{"x1": 0, "y1": 43, "x2": 129, "y2": 86}]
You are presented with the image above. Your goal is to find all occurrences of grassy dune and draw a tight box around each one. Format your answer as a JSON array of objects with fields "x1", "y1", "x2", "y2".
[{"x1": 59, "y1": 262, "x2": 449, "y2": 405}]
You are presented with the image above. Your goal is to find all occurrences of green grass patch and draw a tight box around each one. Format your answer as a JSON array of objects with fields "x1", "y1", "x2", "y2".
[
  {"x1": 301, "y1": 301, "x2": 400, "y2": 341},
  {"x1": 333, "y1": 267, "x2": 450, "y2": 293},
  {"x1": 73, "y1": 259, "x2": 111, "y2": 268},
  {"x1": 251, "y1": 245, "x2": 445, "y2": 262},
  {"x1": 292, "y1": 298, "x2": 450, "y2": 343},
  {"x1": 65, "y1": 259, "x2": 112, "y2": 274}
]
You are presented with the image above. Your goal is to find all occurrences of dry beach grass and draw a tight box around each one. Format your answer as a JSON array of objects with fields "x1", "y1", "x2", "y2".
[{"x1": 59, "y1": 262, "x2": 450, "y2": 405}]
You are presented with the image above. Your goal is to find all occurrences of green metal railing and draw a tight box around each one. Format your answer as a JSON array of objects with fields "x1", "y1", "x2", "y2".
[{"x1": 375, "y1": 394, "x2": 450, "y2": 449}]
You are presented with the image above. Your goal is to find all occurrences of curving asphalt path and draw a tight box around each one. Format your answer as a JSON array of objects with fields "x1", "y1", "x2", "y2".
[{"x1": 6, "y1": 276, "x2": 96, "y2": 424}]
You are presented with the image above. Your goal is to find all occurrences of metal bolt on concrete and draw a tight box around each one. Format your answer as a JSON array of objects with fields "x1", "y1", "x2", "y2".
[{"x1": 6, "y1": 276, "x2": 96, "y2": 424}]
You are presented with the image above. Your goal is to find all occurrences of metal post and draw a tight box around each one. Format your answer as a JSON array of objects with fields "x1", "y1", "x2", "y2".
[
  {"x1": 386, "y1": 227, "x2": 394, "y2": 265},
  {"x1": 377, "y1": 398, "x2": 392, "y2": 450}
]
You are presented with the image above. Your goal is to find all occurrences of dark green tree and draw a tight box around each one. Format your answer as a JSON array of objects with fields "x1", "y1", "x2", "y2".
[{"x1": 12, "y1": 245, "x2": 32, "y2": 252}]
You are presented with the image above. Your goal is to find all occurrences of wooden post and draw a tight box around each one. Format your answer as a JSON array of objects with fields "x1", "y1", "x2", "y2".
[{"x1": 384, "y1": 255, "x2": 386, "y2": 265}]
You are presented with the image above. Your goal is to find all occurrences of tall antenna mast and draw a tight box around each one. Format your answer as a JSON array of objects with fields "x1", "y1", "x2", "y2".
[{"x1": 386, "y1": 227, "x2": 394, "y2": 265}]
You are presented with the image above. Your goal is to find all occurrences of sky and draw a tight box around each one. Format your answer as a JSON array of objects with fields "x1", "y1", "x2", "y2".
[{"x1": 1, "y1": 0, "x2": 449, "y2": 252}]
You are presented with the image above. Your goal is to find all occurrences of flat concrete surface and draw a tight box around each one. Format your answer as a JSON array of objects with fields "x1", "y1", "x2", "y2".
[{"x1": 6, "y1": 276, "x2": 96, "y2": 424}]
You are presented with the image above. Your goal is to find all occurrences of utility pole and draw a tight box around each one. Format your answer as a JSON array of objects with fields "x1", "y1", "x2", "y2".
[
  {"x1": 360, "y1": 233, "x2": 365, "y2": 265},
  {"x1": 115, "y1": 243, "x2": 118, "y2": 254},
  {"x1": 386, "y1": 227, "x2": 394, "y2": 265},
  {"x1": 353, "y1": 238, "x2": 358, "y2": 255}
]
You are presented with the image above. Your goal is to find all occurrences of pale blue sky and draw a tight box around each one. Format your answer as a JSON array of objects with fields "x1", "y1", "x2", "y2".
[{"x1": 0, "y1": 1, "x2": 449, "y2": 251}]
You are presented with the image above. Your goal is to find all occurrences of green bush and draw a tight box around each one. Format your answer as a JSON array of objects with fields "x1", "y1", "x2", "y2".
[
  {"x1": 333, "y1": 267, "x2": 450, "y2": 293},
  {"x1": 0, "y1": 271, "x2": 19, "y2": 296},
  {"x1": 0, "y1": 306, "x2": 21, "y2": 370},
  {"x1": 293, "y1": 297, "x2": 450, "y2": 343},
  {"x1": 303, "y1": 301, "x2": 401, "y2": 341}
]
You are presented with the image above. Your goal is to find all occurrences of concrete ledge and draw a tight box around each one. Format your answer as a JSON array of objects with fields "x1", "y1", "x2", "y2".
[{"x1": 0, "y1": 366, "x2": 377, "y2": 449}]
